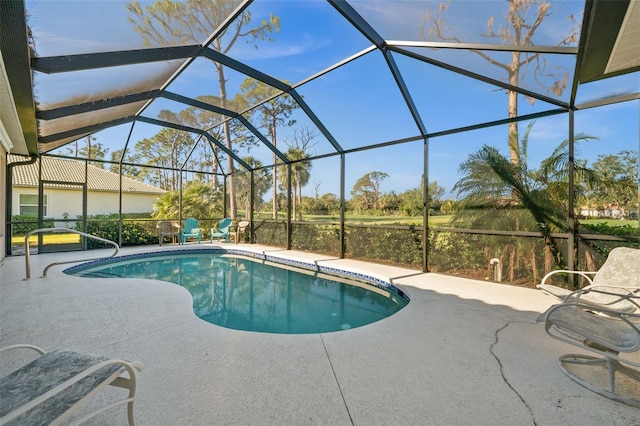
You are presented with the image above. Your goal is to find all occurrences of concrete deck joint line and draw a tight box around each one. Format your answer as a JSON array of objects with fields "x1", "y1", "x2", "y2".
[
  {"x1": 320, "y1": 334, "x2": 354, "y2": 425},
  {"x1": 491, "y1": 320, "x2": 538, "y2": 426}
]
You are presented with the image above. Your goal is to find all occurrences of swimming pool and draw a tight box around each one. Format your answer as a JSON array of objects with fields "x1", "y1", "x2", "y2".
[{"x1": 65, "y1": 249, "x2": 409, "y2": 334}]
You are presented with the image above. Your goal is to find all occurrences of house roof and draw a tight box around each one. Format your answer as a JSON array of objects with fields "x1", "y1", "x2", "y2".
[{"x1": 9, "y1": 155, "x2": 165, "y2": 194}]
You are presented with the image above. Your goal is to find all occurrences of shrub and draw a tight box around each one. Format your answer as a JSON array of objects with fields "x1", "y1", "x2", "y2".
[
  {"x1": 10, "y1": 215, "x2": 54, "y2": 235},
  {"x1": 78, "y1": 213, "x2": 157, "y2": 249},
  {"x1": 345, "y1": 225, "x2": 423, "y2": 268}
]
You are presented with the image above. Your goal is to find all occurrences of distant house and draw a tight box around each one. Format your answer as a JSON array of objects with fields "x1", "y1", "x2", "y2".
[
  {"x1": 580, "y1": 205, "x2": 629, "y2": 220},
  {"x1": 10, "y1": 156, "x2": 165, "y2": 219}
]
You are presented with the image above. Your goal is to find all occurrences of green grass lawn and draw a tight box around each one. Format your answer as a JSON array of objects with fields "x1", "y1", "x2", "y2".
[
  {"x1": 11, "y1": 233, "x2": 81, "y2": 246},
  {"x1": 257, "y1": 211, "x2": 638, "y2": 228},
  {"x1": 580, "y1": 218, "x2": 638, "y2": 227}
]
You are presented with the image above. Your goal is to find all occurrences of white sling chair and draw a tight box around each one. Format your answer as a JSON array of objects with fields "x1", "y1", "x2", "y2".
[
  {"x1": 543, "y1": 288, "x2": 640, "y2": 407},
  {"x1": 0, "y1": 344, "x2": 144, "y2": 425},
  {"x1": 538, "y1": 247, "x2": 640, "y2": 406},
  {"x1": 538, "y1": 246, "x2": 640, "y2": 313}
]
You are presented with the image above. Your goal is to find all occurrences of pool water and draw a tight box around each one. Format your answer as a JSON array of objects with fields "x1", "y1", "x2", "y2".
[{"x1": 66, "y1": 252, "x2": 409, "y2": 334}]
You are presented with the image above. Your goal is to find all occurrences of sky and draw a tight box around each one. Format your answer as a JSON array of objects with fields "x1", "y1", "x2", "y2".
[{"x1": 27, "y1": 0, "x2": 639, "y2": 199}]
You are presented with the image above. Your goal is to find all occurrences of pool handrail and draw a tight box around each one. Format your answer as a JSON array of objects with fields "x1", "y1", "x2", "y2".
[{"x1": 24, "y1": 228, "x2": 119, "y2": 279}]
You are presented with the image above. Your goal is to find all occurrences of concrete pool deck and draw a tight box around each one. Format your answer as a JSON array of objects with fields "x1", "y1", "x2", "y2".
[{"x1": 1, "y1": 244, "x2": 639, "y2": 425}]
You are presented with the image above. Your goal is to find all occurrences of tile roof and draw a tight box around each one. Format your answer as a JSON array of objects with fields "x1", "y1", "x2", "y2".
[{"x1": 9, "y1": 155, "x2": 165, "y2": 194}]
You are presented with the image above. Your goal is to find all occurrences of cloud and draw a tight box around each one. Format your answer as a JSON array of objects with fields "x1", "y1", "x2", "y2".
[
  {"x1": 32, "y1": 30, "x2": 142, "y2": 56},
  {"x1": 231, "y1": 33, "x2": 331, "y2": 61},
  {"x1": 527, "y1": 116, "x2": 567, "y2": 142}
]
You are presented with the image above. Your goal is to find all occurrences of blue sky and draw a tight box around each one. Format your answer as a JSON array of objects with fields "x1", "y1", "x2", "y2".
[{"x1": 28, "y1": 0, "x2": 639, "y2": 199}]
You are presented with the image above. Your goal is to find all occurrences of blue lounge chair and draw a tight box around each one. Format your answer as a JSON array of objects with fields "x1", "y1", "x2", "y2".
[
  {"x1": 180, "y1": 218, "x2": 202, "y2": 244},
  {"x1": 210, "y1": 218, "x2": 233, "y2": 243}
]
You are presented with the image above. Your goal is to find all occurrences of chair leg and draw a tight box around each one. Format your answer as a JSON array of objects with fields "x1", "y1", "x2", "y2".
[
  {"x1": 128, "y1": 400, "x2": 136, "y2": 426},
  {"x1": 559, "y1": 353, "x2": 640, "y2": 407}
]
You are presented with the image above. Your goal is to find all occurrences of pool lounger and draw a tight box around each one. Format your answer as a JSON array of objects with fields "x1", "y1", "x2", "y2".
[{"x1": 0, "y1": 344, "x2": 144, "y2": 425}]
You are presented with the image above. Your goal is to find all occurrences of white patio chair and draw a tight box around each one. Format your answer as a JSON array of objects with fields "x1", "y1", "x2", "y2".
[
  {"x1": 156, "y1": 220, "x2": 180, "y2": 246},
  {"x1": 0, "y1": 344, "x2": 144, "y2": 425},
  {"x1": 229, "y1": 220, "x2": 250, "y2": 244},
  {"x1": 537, "y1": 247, "x2": 640, "y2": 313},
  {"x1": 543, "y1": 288, "x2": 640, "y2": 407}
]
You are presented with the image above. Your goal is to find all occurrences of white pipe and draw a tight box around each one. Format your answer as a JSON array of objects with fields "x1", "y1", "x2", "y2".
[{"x1": 489, "y1": 258, "x2": 502, "y2": 282}]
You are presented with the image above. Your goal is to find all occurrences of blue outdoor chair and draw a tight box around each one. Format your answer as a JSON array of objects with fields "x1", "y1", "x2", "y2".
[
  {"x1": 180, "y1": 218, "x2": 202, "y2": 244},
  {"x1": 210, "y1": 218, "x2": 233, "y2": 243}
]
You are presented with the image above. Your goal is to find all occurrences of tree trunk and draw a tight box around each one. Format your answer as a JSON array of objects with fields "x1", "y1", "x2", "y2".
[
  {"x1": 530, "y1": 248, "x2": 538, "y2": 284},
  {"x1": 544, "y1": 237, "x2": 553, "y2": 275},
  {"x1": 271, "y1": 121, "x2": 278, "y2": 220},
  {"x1": 211, "y1": 146, "x2": 218, "y2": 191},
  {"x1": 507, "y1": 55, "x2": 520, "y2": 168},
  {"x1": 298, "y1": 182, "x2": 302, "y2": 221},
  {"x1": 216, "y1": 62, "x2": 236, "y2": 219}
]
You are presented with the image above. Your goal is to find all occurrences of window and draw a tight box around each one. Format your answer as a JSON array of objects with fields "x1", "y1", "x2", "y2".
[{"x1": 19, "y1": 194, "x2": 47, "y2": 216}]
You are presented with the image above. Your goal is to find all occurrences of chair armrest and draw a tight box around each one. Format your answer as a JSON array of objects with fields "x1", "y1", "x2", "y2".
[
  {"x1": 1, "y1": 355, "x2": 144, "y2": 425},
  {"x1": 0, "y1": 344, "x2": 46, "y2": 355},
  {"x1": 540, "y1": 269, "x2": 596, "y2": 287},
  {"x1": 547, "y1": 298, "x2": 640, "y2": 322},
  {"x1": 565, "y1": 286, "x2": 640, "y2": 311}
]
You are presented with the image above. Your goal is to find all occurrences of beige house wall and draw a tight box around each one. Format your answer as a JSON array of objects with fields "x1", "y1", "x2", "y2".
[
  {"x1": 0, "y1": 146, "x2": 6, "y2": 261},
  {"x1": 12, "y1": 186, "x2": 160, "y2": 218}
]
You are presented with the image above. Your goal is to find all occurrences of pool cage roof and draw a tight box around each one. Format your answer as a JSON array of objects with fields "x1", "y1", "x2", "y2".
[{"x1": 2, "y1": 0, "x2": 639, "y2": 175}]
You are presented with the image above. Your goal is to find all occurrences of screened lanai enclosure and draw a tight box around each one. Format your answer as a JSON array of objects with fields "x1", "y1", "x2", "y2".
[{"x1": 2, "y1": 0, "x2": 639, "y2": 286}]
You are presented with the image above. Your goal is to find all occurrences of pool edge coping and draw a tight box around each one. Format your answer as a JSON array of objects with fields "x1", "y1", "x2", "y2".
[{"x1": 63, "y1": 247, "x2": 411, "y2": 302}]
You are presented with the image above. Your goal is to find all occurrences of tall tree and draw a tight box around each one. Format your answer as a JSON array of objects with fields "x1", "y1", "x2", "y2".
[
  {"x1": 400, "y1": 180, "x2": 445, "y2": 216},
  {"x1": 134, "y1": 128, "x2": 195, "y2": 190},
  {"x1": 234, "y1": 156, "x2": 272, "y2": 218},
  {"x1": 240, "y1": 77, "x2": 298, "y2": 220},
  {"x1": 282, "y1": 127, "x2": 316, "y2": 219},
  {"x1": 180, "y1": 95, "x2": 254, "y2": 189},
  {"x1": 351, "y1": 171, "x2": 389, "y2": 212},
  {"x1": 279, "y1": 147, "x2": 311, "y2": 220},
  {"x1": 421, "y1": 0, "x2": 579, "y2": 167},
  {"x1": 65, "y1": 135, "x2": 108, "y2": 168},
  {"x1": 109, "y1": 148, "x2": 141, "y2": 179},
  {"x1": 379, "y1": 191, "x2": 400, "y2": 214},
  {"x1": 591, "y1": 151, "x2": 638, "y2": 219},
  {"x1": 127, "y1": 0, "x2": 280, "y2": 218}
]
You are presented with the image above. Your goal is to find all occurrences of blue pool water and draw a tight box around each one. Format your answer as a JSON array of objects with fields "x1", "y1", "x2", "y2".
[{"x1": 65, "y1": 250, "x2": 409, "y2": 334}]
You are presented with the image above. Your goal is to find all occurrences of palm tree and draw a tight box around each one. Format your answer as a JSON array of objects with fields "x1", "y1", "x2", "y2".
[
  {"x1": 234, "y1": 156, "x2": 273, "y2": 218},
  {"x1": 152, "y1": 181, "x2": 222, "y2": 220},
  {"x1": 452, "y1": 122, "x2": 597, "y2": 280},
  {"x1": 279, "y1": 147, "x2": 311, "y2": 220}
]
